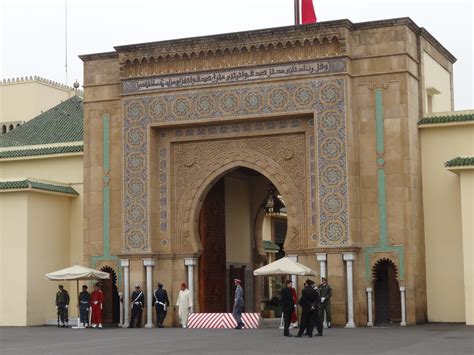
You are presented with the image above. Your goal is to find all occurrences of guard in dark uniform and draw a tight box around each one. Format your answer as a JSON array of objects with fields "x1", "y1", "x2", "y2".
[
  {"x1": 55, "y1": 285, "x2": 70, "y2": 328},
  {"x1": 280, "y1": 280, "x2": 295, "y2": 337},
  {"x1": 154, "y1": 282, "x2": 169, "y2": 328},
  {"x1": 129, "y1": 284, "x2": 144, "y2": 328},
  {"x1": 296, "y1": 280, "x2": 317, "y2": 338},
  {"x1": 310, "y1": 280, "x2": 323, "y2": 336},
  {"x1": 79, "y1": 285, "x2": 90, "y2": 327},
  {"x1": 319, "y1": 277, "x2": 333, "y2": 328}
]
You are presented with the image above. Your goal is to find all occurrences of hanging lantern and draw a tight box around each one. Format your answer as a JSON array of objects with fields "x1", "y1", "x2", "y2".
[{"x1": 263, "y1": 184, "x2": 285, "y2": 215}]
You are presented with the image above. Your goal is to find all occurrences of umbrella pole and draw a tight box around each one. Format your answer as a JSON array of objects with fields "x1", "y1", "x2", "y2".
[{"x1": 76, "y1": 279, "x2": 81, "y2": 328}]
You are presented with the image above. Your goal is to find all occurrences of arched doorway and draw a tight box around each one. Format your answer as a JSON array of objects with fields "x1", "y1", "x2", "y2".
[
  {"x1": 373, "y1": 259, "x2": 401, "y2": 325},
  {"x1": 198, "y1": 167, "x2": 287, "y2": 314},
  {"x1": 100, "y1": 266, "x2": 120, "y2": 325}
]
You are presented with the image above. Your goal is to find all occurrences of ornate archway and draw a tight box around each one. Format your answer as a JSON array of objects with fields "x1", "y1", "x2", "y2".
[
  {"x1": 372, "y1": 258, "x2": 401, "y2": 325},
  {"x1": 173, "y1": 147, "x2": 306, "y2": 254}
]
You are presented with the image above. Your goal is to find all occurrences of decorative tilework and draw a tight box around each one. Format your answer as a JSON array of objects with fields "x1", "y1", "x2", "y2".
[
  {"x1": 90, "y1": 114, "x2": 122, "y2": 286},
  {"x1": 363, "y1": 89, "x2": 405, "y2": 280},
  {"x1": 123, "y1": 78, "x2": 348, "y2": 252},
  {"x1": 159, "y1": 147, "x2": 167, "y2": 232},
  {"x1": 172, "y1": 119, "x2": 301, "y2": 138},
  {"x1": 308, "y1": 134, "x2": 317, "y2": 225}
]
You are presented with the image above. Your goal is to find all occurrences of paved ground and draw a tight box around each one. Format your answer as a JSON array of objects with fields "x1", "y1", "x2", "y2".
[{"x1": 1, "y1": 324, "x2": 472, "y2": 355}]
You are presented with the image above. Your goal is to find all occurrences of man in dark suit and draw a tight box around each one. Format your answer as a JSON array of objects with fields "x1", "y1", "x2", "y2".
[
  {"x1": 280, "y1": 280, "x2": 295, "y2": 337},
  {"x1": 310, "y1": 280, "x2": 323, "y2": 336},
  {"x1": 296, "y1": 279, "x2": 318, "y2": 338}
]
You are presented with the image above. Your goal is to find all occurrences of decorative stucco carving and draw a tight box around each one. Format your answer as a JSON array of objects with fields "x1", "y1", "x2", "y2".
[
  {"x1": 122, "y1": 78, "x2": 348, "y2": 253},
  {"x1": 171, "y1": 137, "x2": 307, "y2": 253},
  {"x1": 120, "y1": 30, "x2": 345, "y2": 77}
]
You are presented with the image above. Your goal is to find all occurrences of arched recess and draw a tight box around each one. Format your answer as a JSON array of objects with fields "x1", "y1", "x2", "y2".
[
  {"x1": 372, "y1": 258, "x2": 401, "y2": 325},
  {"x1": 100, "y1": 266, "x2": 120, "y2": 324},
  {"x1": 173, "y1": 149, "x2": 305, "y2": 254}
]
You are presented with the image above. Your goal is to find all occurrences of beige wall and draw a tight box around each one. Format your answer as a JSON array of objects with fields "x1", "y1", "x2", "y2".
[
  {"x1": 0, "y1": 191, "x2": 77, "y2": 326},
  {"x1": 459, "y1": 170, "x2": 474, "y2": 325},
  {"x1": 262, "y1": 216, "x2": 272, "y2": 241},
  {"x1": 420, "y1": 123, "x2": 474, "y2": 322},
  {"x1": 0, "y1": 80, "x2": 76, "y2": 124},
  {"x1": 0, "y1": 193, "x2": 28, "y2": 326},
  {"x1": 225, "y1": 174, "x2": 252, "y2": 264},
  {"x1": 422, "y1": 52, "x2": 452, "y2": 113},
  {"x1": 0, "y1": 153, "x2": 84, "y2": 325},
  {"x1": 0, "y1": 155, "x2": 83, "y2": 182},
  {"x1": 26, "y1": 192, "x2": 72, "y2": 325}
]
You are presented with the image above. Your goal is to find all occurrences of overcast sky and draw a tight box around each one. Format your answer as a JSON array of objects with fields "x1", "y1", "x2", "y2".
[{"x1": 1, "y1": 0, "x2": 472, "y2": 109}]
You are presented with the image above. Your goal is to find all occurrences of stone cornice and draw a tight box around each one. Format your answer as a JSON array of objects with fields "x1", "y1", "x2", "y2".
[
  {"x1": 101, "y1": 17, "x2": 453, "y2": 61},
  {"x1": 79, "y1": 51, "x2": 119, "y2": 62},
  {"x1": 114, "y1": 20, "x2": 348, "y2": 54}
]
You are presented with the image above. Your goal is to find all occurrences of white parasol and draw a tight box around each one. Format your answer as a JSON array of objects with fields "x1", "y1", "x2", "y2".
[
  {"x1": 253, "y1": 257, "x2": 317, "y2": 329},
  {"x1": 253, "y1": 257, "x2": 317, "y2": 276},
  {"x1": 46, "y1": 265, "x2": 110, "y2": 328}
]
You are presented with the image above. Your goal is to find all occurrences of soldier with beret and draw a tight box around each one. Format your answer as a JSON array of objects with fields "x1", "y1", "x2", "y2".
[
  {"x1": 55, "y1": 285, "x2": 70, "y2": 328},
  {"x1": 79, "y1": 285, "x2": 90, "y2": 328},
  {"x1": 319, "y1": 277, "x2": 333, "y2": 328}
]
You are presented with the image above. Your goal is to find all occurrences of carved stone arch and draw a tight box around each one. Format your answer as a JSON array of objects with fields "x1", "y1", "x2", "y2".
[
  {"x1": 372, "y1": 258, "x2": 399, "y2": 281},
  {"x1": 174, "y1": 149, "x2": 305, "y2": 254}
]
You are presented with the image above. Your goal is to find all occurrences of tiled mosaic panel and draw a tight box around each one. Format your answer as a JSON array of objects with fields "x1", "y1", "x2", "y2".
[{"x1": 123, "y1": 79, "x2": 348, "y2": 251}]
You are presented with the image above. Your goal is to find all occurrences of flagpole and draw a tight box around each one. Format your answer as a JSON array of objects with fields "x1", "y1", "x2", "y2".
[{"x1": 294, "y1": 0, "x2": 300, "y2": 25}]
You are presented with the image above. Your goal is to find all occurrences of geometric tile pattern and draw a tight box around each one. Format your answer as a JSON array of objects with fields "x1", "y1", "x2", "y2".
[{"x1": 123, "y1": 78, "x2": 347, "y2": 252}]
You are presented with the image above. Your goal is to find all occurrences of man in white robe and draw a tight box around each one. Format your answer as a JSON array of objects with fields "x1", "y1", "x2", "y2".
[{"x1": 176, "y1": 282, "x2": 192, "y2": 328}]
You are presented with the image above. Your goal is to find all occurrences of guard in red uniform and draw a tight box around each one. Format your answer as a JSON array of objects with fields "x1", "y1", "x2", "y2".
[
  {"x1": 291, "y1": 286, "x2": 298, "y2": 325},
  {"x1": 89, "y1": 283, "x2": 104, "y2": 328}
]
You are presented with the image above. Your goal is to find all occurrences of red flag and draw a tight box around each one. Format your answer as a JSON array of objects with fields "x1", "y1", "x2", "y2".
[{"x1": 301, "y1": 0, "x2": 317, "y2": 24}]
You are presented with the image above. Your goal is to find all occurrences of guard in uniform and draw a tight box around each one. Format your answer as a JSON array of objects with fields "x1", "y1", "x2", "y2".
[
  {"x1": 310, "y1": 280, "x2": 323, "y2": 336},
  {"x1": 129, "y1": 284, "x2": 144, "y2": 328},
  {"x1": 280, "y1": 280, "x2": 295, "y2": 337},
  {"x1": 154, "y1": 282, "x2": 169, "y2": 328},
  {"x1": 79, "y1": 285, "x2": 90, "y2": 327},
  {"x1": 296, "y1": 280, "x2": 317, "y2": 337},
  {"x1": 233, "y1": 279, "x2": 245, "y2": 329},
  {"x1": 89, "y1": 283, "x2": 104, "y2": 328},
  {"x1": 318, "y1": 277, "x2": 333, "y2": 328},
  {"x1": 55, "y1": 285, "x2": 70, "y2": 328}
]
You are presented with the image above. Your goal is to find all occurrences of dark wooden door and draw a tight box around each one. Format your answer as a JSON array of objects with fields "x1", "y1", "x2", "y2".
[
  {"x1": 199, "y1": 179, "x2": 227, "y2": 313},
  {"x1": 388, "y1": 266, "x2": 401, "y2": 322},
  {"x1": 99, "y1": 267, "x2": 120, "y2": 325},
  {"x1": 374, "y1": 268, "x2": 390, "y2": 324},
  {"x1": 374, "y1": 260, "x2": 401, "y2": 325}
]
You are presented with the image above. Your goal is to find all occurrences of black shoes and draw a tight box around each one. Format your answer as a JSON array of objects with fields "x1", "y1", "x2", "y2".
[
  {"x1": 316, "y1": 332, "x2": 323, "y2": 336},
  {"x1": 284, "y1": 334, "x2": 294, "y2": 337}
]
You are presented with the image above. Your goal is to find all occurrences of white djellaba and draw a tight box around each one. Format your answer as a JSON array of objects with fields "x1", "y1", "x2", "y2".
[{"x1": 176, "y1": 284, "x2": 192, "y2": 328}]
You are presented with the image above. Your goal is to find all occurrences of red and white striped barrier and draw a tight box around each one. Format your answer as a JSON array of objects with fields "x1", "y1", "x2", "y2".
[{"x1": 187, "y1": 313, "x2": 261, "y2": 329}]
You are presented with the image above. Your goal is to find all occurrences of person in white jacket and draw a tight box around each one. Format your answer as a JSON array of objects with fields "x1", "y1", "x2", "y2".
[{"x1": 176, "y1": 282, "x2": 192, "y2": 328}]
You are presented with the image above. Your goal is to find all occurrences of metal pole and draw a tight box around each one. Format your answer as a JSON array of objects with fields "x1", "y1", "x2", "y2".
[
  {"x1": 65, "y1": 0, "x2": 68, "y2": 85},
  {"x1": 294, "y1": 0, "x2": 300, "y2": 25}
]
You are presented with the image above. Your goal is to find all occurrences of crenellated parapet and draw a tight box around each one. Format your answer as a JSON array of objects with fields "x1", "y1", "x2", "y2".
[{"x1": 0, "y1": 75, "x2": 83, "y2": 95}]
